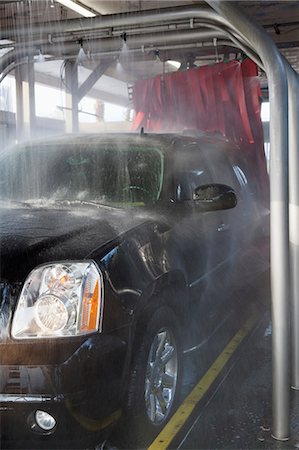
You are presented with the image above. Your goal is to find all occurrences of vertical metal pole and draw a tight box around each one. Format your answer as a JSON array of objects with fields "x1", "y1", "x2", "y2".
[
  {"x1": 64, "y1": 59, "x2": 79, "y2": 133},
  {"x1": 27, "y1": 58, "x2": 36, "y2": 136},
  {"x1": 15, "y1": 64, "x2": 24, "y2": 140},
  {"x1": 268, "y1": 64, "x2": 290, "y2": 442},
  {"x1": 207, "y1": 1, "x2": 290, "y2": 441},
  {"x1": 285, "y1": 62, "x2": 299, "y2": 389},
  {"x1": 15, "y1": 59, "x2": 36, "y2": 140}
]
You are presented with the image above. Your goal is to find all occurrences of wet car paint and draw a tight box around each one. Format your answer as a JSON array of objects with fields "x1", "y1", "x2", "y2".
[{"x1": 0, "y1": 133, "x2": 269, "y2": 448}]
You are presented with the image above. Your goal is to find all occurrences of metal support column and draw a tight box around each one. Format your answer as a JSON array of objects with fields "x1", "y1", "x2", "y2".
[
  {"x1": 15, "y1": 58, "x2": 36, "y2": 140},
  {"x1": 285, "y1": 63, "x2": 299, "y2": 390},
  {"x1": 64, "y1": 59, "x2": 79, "y2": 133},
  {"x1": 207, "y1": 1, "x2": 290, "y2": 441}
]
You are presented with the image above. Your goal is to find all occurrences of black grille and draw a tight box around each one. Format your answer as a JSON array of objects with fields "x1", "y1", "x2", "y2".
[
  {"x1": 0, "y1": 282, "x2": 9, "y2": 309},
  {"x1": 0, "y1": 282, "x2": 20, "y2": 342}
]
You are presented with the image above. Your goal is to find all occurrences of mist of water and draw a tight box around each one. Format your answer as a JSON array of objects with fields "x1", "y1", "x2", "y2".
[{"x1": 0, "y1": 3, "x2": 270, "y2": 448}]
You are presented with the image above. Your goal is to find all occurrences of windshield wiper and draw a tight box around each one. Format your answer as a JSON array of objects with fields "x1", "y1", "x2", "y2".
[
  {"x1": 48, "y1": 199, "x2": 118, "y2": 210},
  {"x1": 0, "y1": 199, "x2": 32, "y2": 208},
  {"x1": 79, "y1": 200, "x2": 118, "y2": 210}
]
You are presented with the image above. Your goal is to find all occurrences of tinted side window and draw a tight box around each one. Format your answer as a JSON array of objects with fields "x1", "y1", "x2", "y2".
[
  {"x1": 203, "y1": 148, "x2": 239, "y2": 190},
  {"x1": 173, "y1": 144, "x2": 213, "y2": 201},
  {"x1": 206, "y1": 149, "x2": 253, "y2": 209}
]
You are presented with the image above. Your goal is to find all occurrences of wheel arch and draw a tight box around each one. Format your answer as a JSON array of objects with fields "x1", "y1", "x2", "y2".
[
  {"x1": 118, "y1": 304, "x2": 183, "y2": 447},
  {"x1": 118, "y1": 270, "x2": 188, "y2": 407},
  {"x1": 133, "y1": 269, "x2": 189, "y2": 326}
]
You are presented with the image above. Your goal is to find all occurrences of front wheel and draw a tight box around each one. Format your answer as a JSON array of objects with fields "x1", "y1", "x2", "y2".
[
  {"x1": 123, "y1": 307, "x2": 182, "y2": 447},
  {"x1": 145, "y1": 327, "x2": 178, "y2": 425}
]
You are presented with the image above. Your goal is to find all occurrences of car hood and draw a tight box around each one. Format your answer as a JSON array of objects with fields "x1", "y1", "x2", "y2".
[{"x1": 0, "y1": 203, "x2": 151, "y2": 282}]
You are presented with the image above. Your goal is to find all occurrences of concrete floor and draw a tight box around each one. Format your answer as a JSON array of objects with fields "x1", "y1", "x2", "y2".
[
  {"x1": 170, "y1": 308, "x2": 299, "y2": 450},
  {"x1": 173, "y1": 313, "x2": 273, "y2": 449},
  {"x1": 147, "y1": 255, "x2": 299, "y2": 450}
]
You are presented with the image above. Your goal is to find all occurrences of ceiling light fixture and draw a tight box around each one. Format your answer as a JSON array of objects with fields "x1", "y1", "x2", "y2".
[
  {"x1": 167, "y1": 60, "x2": 181, "y2": 69},
  {"x1": 55, "y1": 0, "x2": 96, "y2": 17}
]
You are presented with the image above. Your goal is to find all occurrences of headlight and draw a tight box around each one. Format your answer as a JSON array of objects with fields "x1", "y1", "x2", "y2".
[{"x1": 11, "y1": 261, "x2": 103, "y2": 339}]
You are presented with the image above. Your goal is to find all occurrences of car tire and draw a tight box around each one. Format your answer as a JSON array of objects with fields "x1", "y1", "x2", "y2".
[{"x1": 122, "y1": 305, "x2": 182, "y2": 448}]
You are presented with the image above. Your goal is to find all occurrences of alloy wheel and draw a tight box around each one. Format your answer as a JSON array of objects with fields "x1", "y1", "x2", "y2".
[{"x1": 144, "y1": 328, "x2": 178, "y2": 425}]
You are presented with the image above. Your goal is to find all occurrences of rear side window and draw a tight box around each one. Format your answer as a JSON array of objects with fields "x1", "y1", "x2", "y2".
[
  {"x1": 173, "y1": 141, "x2": 241, "y2": 201},
  {"x1": 204, "y1": 148, "x2": 239, "y2": 189},
  {"x1": 173, "y1": 144, "x2": 213, "y2": 201},
  {"x1": 172, "y1": 139, "x2": 252, "y2": 202}
]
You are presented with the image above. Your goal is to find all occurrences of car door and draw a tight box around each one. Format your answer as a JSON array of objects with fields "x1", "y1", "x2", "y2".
[
  {"x1": 164, "y1": 139, "x2": 242, "y2": 341},
  {"x1": 205, "y1": 145, "x2": 254, "y2": 258},
  {"x1": 200, "y1": 144, "x2": 241, "y2": 263},
  {"x1": 169, "y1": 140, "x2": 230, "y2": 289}
]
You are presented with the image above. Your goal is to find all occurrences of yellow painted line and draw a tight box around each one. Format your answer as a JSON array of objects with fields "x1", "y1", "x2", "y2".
[{"x1": 148, "y1": 315, "x2": 257, "y2": 450}]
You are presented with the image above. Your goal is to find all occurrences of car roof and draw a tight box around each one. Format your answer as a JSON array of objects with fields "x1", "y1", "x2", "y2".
[{"x1": 17, "y1": 132, "x2": 236, "y2": 157}]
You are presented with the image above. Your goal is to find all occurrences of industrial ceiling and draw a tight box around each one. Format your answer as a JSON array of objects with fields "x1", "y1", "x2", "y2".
[
  {"x1": 1, "y1": 1, "x2": 299, "y2": 65},
  {"x1": 0, "y1": 1, "x2": 298, "y2": 108}
]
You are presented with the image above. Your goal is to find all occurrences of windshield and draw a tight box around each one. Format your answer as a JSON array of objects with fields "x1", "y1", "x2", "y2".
[{"x1": 0, "y1": 140, "x2": 165, "y2": 207}]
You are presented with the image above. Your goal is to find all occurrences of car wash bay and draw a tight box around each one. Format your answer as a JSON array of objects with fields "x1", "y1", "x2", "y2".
[{"x1": 0, "y1": 1, "x2": 299, "y2": 449}]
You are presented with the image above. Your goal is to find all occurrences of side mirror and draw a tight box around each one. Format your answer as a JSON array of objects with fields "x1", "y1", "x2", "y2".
[{"x1": 193, "y1": 184, "x2": 237, "y2": 212}]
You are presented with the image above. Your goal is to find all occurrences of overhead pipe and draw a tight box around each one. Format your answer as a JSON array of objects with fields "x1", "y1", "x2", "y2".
[
  {"x1": 0, "y1": 41, "x2": 240, "y2": 85},
  {"x1": 0, "y1": 31, "x2": 263, "y2": 80},
  {"x1": 0, "y1": 46, "x2": 37, "y2": 76},
  {"x1": 0, "y1": 19, "x2": 240, "y2": 56},
  {"x1": 0, "y1": 3, "x2": 261, "y2": 77},
  {"x1": 0, "y1": 5, "x2": 229, "y2": 41},
  {"x1": 0, "y1": 2, "x2": 263, "y2": 77},
  {"x1": 0, "y1": 20, "x2": 223, "y2": 50},
  {"x1": 0, "y1": 20, "x2": 264, "y2": 87},
  {"x1": 0, "y1": 19, "x2": 263, "y2": 77},
  {"x1": 0, "y1": 28, "x2": 226, "y2": 75}
]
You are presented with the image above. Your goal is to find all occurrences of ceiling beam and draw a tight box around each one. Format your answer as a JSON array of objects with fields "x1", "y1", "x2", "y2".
[
  {"x1": 33, "y1": 71, "x2": 129, "y2": 106},
  {"x1": 77, "y1": 58, "x2": 113, "y2": 101}
]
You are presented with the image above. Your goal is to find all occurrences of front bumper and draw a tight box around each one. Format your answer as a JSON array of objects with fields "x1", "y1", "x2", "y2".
[
  {"x1": 0, "y1": 334, "x2": 127, "y2": 449},
  {"x1": 0, "y1": 394, "x2": 121, "y2": 449}
]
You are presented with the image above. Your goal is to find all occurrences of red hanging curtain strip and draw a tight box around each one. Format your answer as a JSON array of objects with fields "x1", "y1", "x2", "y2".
[{"x1": 132, "y1": 59, "x2": 261, "y2": 147}]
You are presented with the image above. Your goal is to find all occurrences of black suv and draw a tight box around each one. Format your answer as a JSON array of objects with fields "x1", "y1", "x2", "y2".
[{"x1": 0, "y1": 133, "x2": 268, "y2": 449}]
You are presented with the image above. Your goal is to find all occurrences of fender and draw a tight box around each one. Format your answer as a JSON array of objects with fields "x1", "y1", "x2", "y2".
[
  {"x1": 130, "y1": 269, "x2": 189, "y2": 341},
  {"x1": 118, "y1": 269, "x2": 188, "y2": 406},
  {"x1": 133, "y1": 270, "x2": 188, "y2": 320}
]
